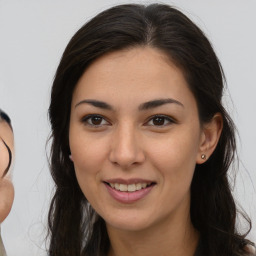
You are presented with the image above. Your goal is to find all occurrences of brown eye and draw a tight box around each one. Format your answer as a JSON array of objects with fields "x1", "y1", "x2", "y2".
[
  {"x1": 147, "y1": 115, "x2": 175, "y2": 127},
  {"x1": 82, "y1": 115, "x2": 109, "y2": 127},
  {"x1": 152, "y1": 116, "x2": 165, "y2": 126},
  {"x1": 91, "y1": 116, "x2": 103, "y2": 125}
]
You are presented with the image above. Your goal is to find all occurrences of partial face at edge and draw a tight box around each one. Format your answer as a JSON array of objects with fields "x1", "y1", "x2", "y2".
[
  {"x1": 69, "y1": 47, "x2": 208, "y2": 232},
  {"x1": 0, "y1": 118, "x2": 14, "y2": 223},
  {"x1": 0, "y1": 119, "x2": 14, "y2": 178}
]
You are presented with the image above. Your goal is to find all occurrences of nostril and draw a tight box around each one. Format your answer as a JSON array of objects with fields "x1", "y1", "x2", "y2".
[{"x1": 109, "y1": 147, "x2": 146, "y2": 168}]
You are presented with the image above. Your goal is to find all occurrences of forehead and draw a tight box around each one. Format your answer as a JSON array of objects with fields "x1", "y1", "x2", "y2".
[{"x1": 72, "y1": 47, "x2": 195, "y2": 108}]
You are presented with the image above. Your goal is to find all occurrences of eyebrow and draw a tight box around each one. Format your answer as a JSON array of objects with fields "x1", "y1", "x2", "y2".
[
  {"x1": 75, "y1": 98, "x2": 184, "y2": 110},
  {"x1": 75, "y1": 99, "x2": 113, "y2": 110},
  {"x1": 138, "y1": 98, "x2": 184, "y2": 110}
]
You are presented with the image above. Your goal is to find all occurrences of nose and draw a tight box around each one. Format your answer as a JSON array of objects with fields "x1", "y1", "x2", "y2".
[{"x1": 109, "y1": 123, "x2": 145, "y2": 168}]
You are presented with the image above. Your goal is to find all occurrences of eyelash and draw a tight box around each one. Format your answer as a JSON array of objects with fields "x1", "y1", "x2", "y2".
[
  {"x1": 146, "y1": 115, "x2": 176, "y2": 127},
  {"x1": 81, "y1": 114, "x2": 176, "y2": 128},
  {"x1": 81, "y1": 114, "x2": 110, "y2": 127}
]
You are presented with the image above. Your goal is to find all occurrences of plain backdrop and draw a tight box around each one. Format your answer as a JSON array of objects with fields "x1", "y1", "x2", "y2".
[{"x1": 0, "y1": 0, "x2": 255, "y2": 255}]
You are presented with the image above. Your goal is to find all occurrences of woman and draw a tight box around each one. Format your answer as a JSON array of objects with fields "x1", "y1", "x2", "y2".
[
  {"x1": 47, "y1": 4, "x2": 255, "y2": 256},
  {"x1": 0, "y1": 110, "x2": 14, "y2": 256}
]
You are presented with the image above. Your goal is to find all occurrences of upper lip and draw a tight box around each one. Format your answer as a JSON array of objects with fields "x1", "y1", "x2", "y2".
[{"x1": 104, "y1": 178, "x2": 155, "y2": 185}]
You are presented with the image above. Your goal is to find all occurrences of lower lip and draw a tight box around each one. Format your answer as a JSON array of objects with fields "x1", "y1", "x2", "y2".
[{"x1": 104, "y1": 183, "x2": 154, "y2": 204}]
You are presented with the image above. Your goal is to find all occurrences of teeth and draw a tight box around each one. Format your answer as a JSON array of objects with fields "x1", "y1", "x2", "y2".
[
  {"x1": 136, "y1": 183, "x2": 142, "y2": 190},
  {"x1": 128, "y1": 184, "x2": 136, "y2": 192},
  {"x1": 114, "y1": 183, "x2": 120, "y2": 190},
  {"x1": 141, "y1": 183, "x2": 147, "y2": 189},
  {"x1": 109, "y1": 182, "x2": 152, "y2": 192},
  {"x1": 119, "y1": 184, "x2": 128, "y2": 192}
]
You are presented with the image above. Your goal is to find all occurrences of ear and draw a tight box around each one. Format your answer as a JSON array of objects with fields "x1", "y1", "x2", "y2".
[{"x1": 196, "y1": 113, "x2": 223, "y2": 164}]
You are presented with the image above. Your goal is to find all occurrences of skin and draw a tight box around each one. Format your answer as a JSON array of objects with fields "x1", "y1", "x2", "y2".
[
  {"x1": 0, "y1": 119, "x2": 14, "y2": 223},
  {"x1": 69, "y1": 47, "x2": 222, "y2": 256}
]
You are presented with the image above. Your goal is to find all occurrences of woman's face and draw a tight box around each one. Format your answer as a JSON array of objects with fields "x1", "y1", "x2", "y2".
[
  {"x1": 0, "y1": 118, "x2": 14, "y2": 223},
  {"x1": 69, "y1": 47, "x2": 206, "y2": 232},
  {"x1": 0, "y1": 119, "x2": 14, "y2": 177}
]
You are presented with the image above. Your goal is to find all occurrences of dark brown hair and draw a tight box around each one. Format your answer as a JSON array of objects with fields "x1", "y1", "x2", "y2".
[{"x1": 48, "y1": 4, "x2": 252, "y2": 256}]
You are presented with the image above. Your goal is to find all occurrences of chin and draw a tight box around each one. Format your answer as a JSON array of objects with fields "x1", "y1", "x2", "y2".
[
  {"x1": 107, "y1": 220, "x2": 151, "y2": 232},
  {"x1": 102, "y1": 211, "x2": 156, "y2": 233}
]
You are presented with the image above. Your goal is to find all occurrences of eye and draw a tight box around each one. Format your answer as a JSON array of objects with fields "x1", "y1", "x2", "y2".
[
  {"x1": 146, "y1": 115, "x2": 175, "y2": 127},
  {"x1": 82, "y1": 114, "x2": 110, "y2": 127}
]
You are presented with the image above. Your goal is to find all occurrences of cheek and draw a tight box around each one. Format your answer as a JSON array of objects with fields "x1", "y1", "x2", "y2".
[
  {"x1": 70, "y1": 131, "x2": 107, "y2": 170},
  {"x1": 71, "y1": 139, "x2": 101, "y2": 201},
  {"x1": 148, "y1": 135, "x2": 199, "y2": 212},
  {"x1": 69, "y1": 131, "x2": 111, "y2": 198},
  {"x1": 70, "y1": 134, "x2": 111, "y2": 210},
  {"x1": 148, "y1": 127, "x2": 200, "y2": 183}
]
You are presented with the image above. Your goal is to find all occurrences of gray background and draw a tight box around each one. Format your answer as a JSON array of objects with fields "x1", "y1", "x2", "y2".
[{"x1": 0, "y1": 0, "x2": 255, "y2": 255}]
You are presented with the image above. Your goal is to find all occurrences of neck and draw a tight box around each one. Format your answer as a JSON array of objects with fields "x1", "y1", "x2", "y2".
[{"x1": 107, "y1": 203, "x2": 199, "y2": 256}]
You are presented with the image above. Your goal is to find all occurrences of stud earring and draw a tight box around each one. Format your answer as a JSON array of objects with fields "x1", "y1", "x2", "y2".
[
  {"x1": 69, "y1": 154, "x2": 73, "y2": 161},
  {"x1": 201, "y1": 154, "x2": 206, "y2": 160}
]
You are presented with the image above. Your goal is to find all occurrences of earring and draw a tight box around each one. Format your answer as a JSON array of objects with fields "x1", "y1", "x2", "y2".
[
  {"x1": 69, "y1": 154, "x2": 73, "y2": 161},
  {"x1": 201, "y1": 154, "x2": 206, "y2": 160}
]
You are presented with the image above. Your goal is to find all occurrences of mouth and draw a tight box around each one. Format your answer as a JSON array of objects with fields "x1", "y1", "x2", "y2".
[
  {"x1": 103, "y1": 179, "x2": 156, "y2": 203},
  {"x1": 104, "y1": 181, "x2": 156, "y2": 192}
]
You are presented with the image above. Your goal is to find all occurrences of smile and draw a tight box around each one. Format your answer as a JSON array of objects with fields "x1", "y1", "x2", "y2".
[
  {"x1": 104, "y1": 180, "x2": 156, "y2": 203},
  {"x1": 108, "y1": 182, "x2": 152, "y2": 192}
]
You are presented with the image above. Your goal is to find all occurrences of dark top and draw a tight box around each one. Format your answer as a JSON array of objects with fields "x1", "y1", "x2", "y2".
[{"x1": 193, "y1": 240, "x2": 256, "y2": 256}]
